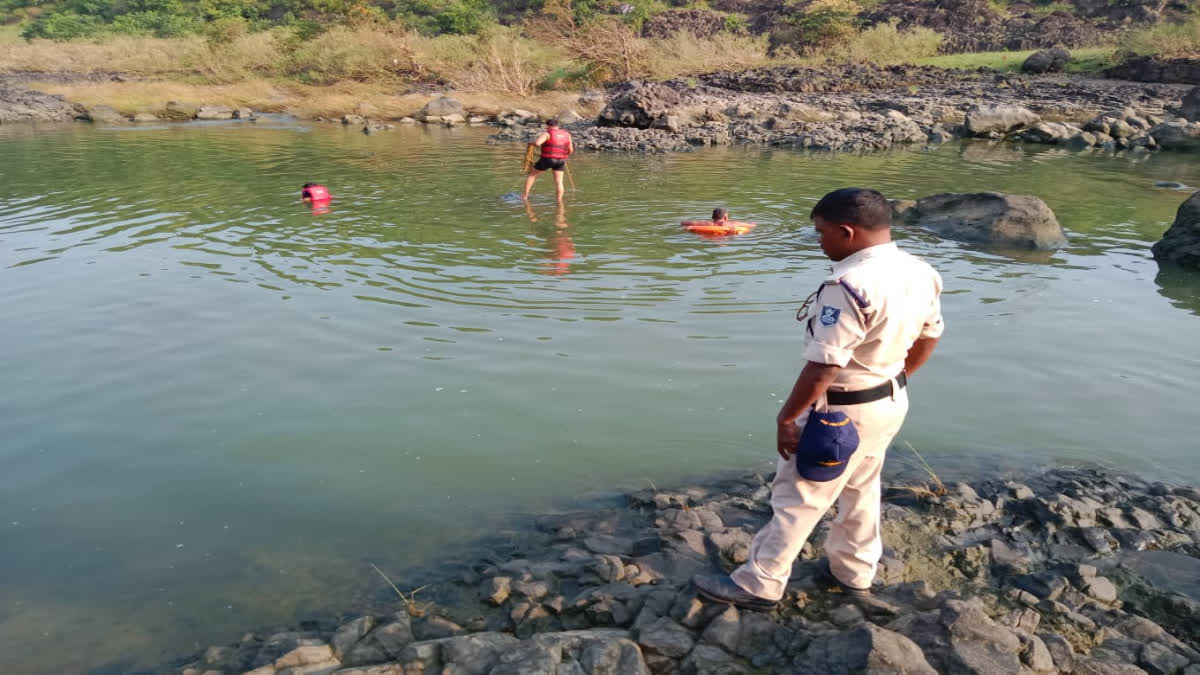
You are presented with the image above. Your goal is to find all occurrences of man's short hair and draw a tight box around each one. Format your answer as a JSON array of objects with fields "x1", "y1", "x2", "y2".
[
  {"x1": 303, "y1": 182, "x2": 317, "y2": 188},
  {"x1": 712, "y1": 207, "x2": 729, "y2": 221},
  {"x1": 547, "y1": 119, "x2": 559, "y2": 127},
  {"x1": 810, "y1": 188, "x2": 891, "y2": 229}
]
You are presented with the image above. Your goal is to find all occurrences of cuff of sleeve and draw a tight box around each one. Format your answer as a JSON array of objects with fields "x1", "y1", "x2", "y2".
[{"x1": 802, "y1": 341, "x2": 853, "y2": 367}]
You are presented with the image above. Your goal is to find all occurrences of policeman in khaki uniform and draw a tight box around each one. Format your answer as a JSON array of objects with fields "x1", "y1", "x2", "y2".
[{"x1": 694, "y1": 187, "x2": 944, "y2": 609}]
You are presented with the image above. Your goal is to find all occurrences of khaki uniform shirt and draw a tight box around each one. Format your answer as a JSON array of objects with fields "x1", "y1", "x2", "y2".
[{"x1": 800, "y1": 242, "x2": 944, "y2": 391}]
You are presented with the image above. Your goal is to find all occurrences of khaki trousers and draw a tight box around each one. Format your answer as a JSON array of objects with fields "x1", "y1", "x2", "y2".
[{"x1": 731, "y1": 386, "x2": 909, "y2": 601}]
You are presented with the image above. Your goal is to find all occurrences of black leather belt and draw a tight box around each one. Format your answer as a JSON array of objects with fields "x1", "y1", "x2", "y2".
[{"x1": 826, "y1": 372, "x2": 907, "y2": 406}]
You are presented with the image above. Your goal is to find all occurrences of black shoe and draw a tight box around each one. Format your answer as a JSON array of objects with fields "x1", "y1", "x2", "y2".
[
  {"x1": 815, "y1": 559, "x2": 872, "y2": 597},
  {"x1": 692, "y1": 574, "x2": 777, "y2": 611}
]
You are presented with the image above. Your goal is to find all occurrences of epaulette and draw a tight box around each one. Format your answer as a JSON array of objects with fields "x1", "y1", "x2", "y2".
[{"x1": 820, "y1": 277, "x2": 870, "y2": 309}]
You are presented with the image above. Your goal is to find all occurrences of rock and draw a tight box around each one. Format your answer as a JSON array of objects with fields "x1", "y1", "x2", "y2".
[
  {"x1": 195, "y1": 104, "x2": 235, "y2": 120},
  {"x1": 342, "y1": 615, "x2": 414, "y2": 666},
  {"x1": 681, "y1": 644, "x2": 748, "y2": 674},
  {"x1": 467, "y1": 116, "x2": 489, "y2": 124},
  {"x1": 418, "y1": 97, "x2": 464, "y2": 121},
  {"x1": 1024, "y1": 121, "x2": 1075, "y2": 143},
  {"x1": 132, "y1": 112, "x2": 158, "y2": 122},
  {"x1": 1139, "y1": 642, "x2": 1190, "y2": 675},
  {"x1": 275, "y1": 644, "x2": 334, "y2": 668},
  {"x1": 890, "y1": 599, "x2": 1023, "y2": 674},
  {"x1": 556, "y1": 109, "x2": 582, "y2": 125},
  {"x1": 1105, "y1": 55, "x2": 1200, "y2": 85},
  {"x1": 584, "y1": 535, "x2": 634, "y2": 556},
  {"x1": 437, "y1": 632, "x2": 520, "y2": 673},
  {"x1": 1040, "y1": 633, "x2": 1075, "y2": 672},
  {"x1": 1149, "y1": 120, "x2": 1200, "y2": 151},
  {"x1": 1181, "y1": 87, "x2": 1200, "y2": 122},
  {"x1": 829, "y1": 604, "x2": 865, "y2": 627},
  {"x1": 1064, "y1": 131, "x2": 1098, "y2": 150},
  {"x1": 1151, "y1": 191, "x2": 1200, "y2": 268},
  {"x1": 355, "y1": 102, "x2": 378, "y2": 117},
  {"x1": 734, "y1": 613, "x2": 784, "y2": 667},
  {"x1": 708, "y1": 530, "x2": 752, "y2": 566},
  {"x1": 342, "y1": 114, "x2": 366, "y2": 126},
  {"x1": 1073, "y1": 658, "x2": 1150, "y2": 674},
  {"x1": 163, "y1": 101, "x2": 200, "y2": 120},
  {"x1": 599, "y1": 83, "x2": 683, "y2": 129},
  {"x1": 965, "y1": 104, "x2": 1039, "y2": 136},
  {"x1": 701, "y1": 606, "x2": 740, "y2": 653},
  {"x1": 799, "y1": 622, "x2": 937, "y2": 674},
  {"x1": 530, "y1": 629, "x2": 648, "y2": 674},
  {"x1": 235, "y1": 108, "x2": 255, "y2": 120},
  {"x1": 413, "y1": 615, "x2": 465, "y2": 641},
  {"x1": 1083, "y1": 576, "x2": 1119, "y2": 603},
  {"x1": 442, "y1": 113, "x2": 466, "y2": 126},
  {"x1": 0, "y1": 85, "x2": 85, "y2": 123},
  {"x1": 1023, "y1": 47, "x2": 1071, "y2": 74},
  {"x1": 578, "y1": 89, "x2": 606, "y2": 107},
  {"x1": 898, "y1": 192, "x2": 1067, "y2": 250},
  {"x1": 483, "y1": 577, "x2": 512, "y2": 605},
  {"x1": 331, "y1": 616, "x2": 375, "y2": 661},
  {"x1": 399, "y1": 117, "x2": 416, "y2": 124},
  {"x1": 1016, "y1": 631, "x2": 1055, "y2": 673},
  {"x1": 83, "y1": 104, "x2": 126, "y2": 123},
  {"x1": 637, "y1": 616, "x2": 695, "y2": 659}
]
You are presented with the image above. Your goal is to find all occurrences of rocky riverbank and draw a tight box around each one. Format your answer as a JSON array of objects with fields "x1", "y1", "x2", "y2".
[
  {"x1": 176, "y1": 464, "x2": 1200, "y2": 675},
  {"x1": 487, "y1": 65, "x2": 1200, "y2": 155}
]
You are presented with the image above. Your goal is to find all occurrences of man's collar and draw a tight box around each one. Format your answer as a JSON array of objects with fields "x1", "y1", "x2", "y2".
[{"x1": 831, "y1": 242, "x2": 898, "y2": 275}]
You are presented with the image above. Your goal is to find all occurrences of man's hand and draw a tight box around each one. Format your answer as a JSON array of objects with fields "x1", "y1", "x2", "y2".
[{"x1": 777, "y1": 419, "x2": 799, "y2": 460}]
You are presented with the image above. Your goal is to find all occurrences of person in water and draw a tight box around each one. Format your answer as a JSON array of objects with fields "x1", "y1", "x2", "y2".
[
  {"x1": 522, "y1": 119, "x2": 573, "y2": 203},
  {"x1": 692, "y1": 188, "x2": 945, "y2": 609},
  {"x1": 301, "y1": 183, "x2": 331, "y2": 202},
  {"x1": 682, "y1": 208, "x2": 754, "y2": 230}
]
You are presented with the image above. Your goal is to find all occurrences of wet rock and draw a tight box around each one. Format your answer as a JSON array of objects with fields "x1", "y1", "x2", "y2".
[
  {"x1": 162, "y1": 101, "x2": 200, "y2": 120},
  {"x1": 898, "y1": 192, "x2": 1067, "y2": 250},
  {"x1": 1149, "y1": 120, "x2": 1200, "y2": 151},
  {"x1": 965, "y1": 104, "x2": 1039, "y2": 136},
  {"x1": 584, "y1": 535, "x2": 634, "y2": 556},
  {"x1": 484, "y1": 576, "x2": 512, "y2": 605},
  {"x1": 331, "y1": 616, "x2": 375, "y2": 661},
  {"x1": 636, "y1": 616, "x2": 695, "y2": 659},
  {"x1": 1064, "y1": 131, "x2": 1099, "y2": 150},
  {"x1": 342, "y1": 114, "x2": 366, "y2": 126},
  {"x1": 412, "y1": 615, "x2": 465, "y2": 641},
  {"x1": 83, "y1": 104, "x2": 126, "y2": 123},
  {"x1": 342, "y1": 615, "x2": 414, "y2": 666},
  {"x1": 1022, "y1": 47, "x2": 1070, "y2": 75},
  {"x1": 798, "y1": 622, "x2": 936, "y2": 675},
  {"x1": 195, "y1": 104, "x2": 234, "y2": 120},
  {"x1": 890, "y1": 599, "x2": 1023, "y2": 674},
  {"x1": 1151, "y1": 191, "x2": 1200, "y2": 269},
  {"x1": 418, "y1": 96, "x2": 464, "y2": 121}
]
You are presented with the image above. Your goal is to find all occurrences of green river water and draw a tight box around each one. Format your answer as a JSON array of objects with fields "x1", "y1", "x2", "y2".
[{"x1": 1, "y1": 118, "x2": 1199, "y2": 674}]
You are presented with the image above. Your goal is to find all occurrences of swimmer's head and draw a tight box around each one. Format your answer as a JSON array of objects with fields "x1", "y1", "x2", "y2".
[
  {"x1": 547, "y1": 119, "x2": 559, "y2": 128},
  {"x1": 712, "y1": 208, "x2": 729, "y2": 223}
]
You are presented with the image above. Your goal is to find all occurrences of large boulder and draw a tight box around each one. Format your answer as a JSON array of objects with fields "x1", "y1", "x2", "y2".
[
  {"x1": 1151, "y1": 191, "x2": 1200, "y2": 269},
  {"x1": 1022, "y1": 47, "x2": 1070, "y2": 75},
  {"x1": 599, "y1": 83, "x2": 683, "y2": 129},
  {"x1": 1180, "y1": 87, "x2": 1200, "y2": 122},
  {"x1": 195, "y1": 104, "x2": 234, "y2": 120},
  {"x1": 799, "y1": 623, "x2": 938, "y2": 674},
  {"x1": 1105, "y1": 56, "x2": 1200, "y2": 85},
  {"x1": 1149, "y1": 120, "x2": 1200, "y2": 151},
  {"x1": 162, "y1": 101, "x2": 200, "y2": 120},
  {"x1": 418, "y1": 96, "x2": 464, "y2": 121},
  {"x1": 899, "y1": 192, "x2": 1068, "y2": 249},
  {"x1": 965, "y1": 104, "x2": 1039, "y2": 136},
  {"x1": 890, "y1": 599, "x2": 1024, "y2": 674}
]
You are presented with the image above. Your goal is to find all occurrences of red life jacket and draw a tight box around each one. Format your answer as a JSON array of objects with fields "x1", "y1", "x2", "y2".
[
  {"x1": 303, "y1": 185, "x2": 330, "y2": 202},
  {"x1": 540, "y1": 128, "x2": 571, "y2": 160}
]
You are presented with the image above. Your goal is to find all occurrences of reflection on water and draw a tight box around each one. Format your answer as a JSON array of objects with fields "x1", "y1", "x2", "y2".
[{"x1": 1, "y1": 120, "x2": 1200, "y2": 674}]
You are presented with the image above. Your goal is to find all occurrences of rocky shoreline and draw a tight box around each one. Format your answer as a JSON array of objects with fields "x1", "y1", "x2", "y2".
[{"x1": 176, "y1": 463, "x2": 1200, "y2": 675}]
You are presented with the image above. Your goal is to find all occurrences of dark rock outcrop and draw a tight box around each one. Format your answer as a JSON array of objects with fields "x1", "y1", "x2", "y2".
[
  {"x1": 0, "y1": 86, "x2": 85, "y2": 123},
  {"x1": 898, "y1": 192, "x2": 1068, "y2": 250},
  {"x1": 1106, "y1": 56, "x2": 1200, "y2": 85},
  {"x1": 1151, "y1": 191, "x2": 1200, "y2": 269},
  {"x1": 1181, "y1": 87, "x2": 1200, "y2": 122},
  {"x1": 642, "y1": 9, "x2": 727, "y2": 39},
  {"x1": 1022, "y1": 47, "x2": 1071, "y2": 75}
]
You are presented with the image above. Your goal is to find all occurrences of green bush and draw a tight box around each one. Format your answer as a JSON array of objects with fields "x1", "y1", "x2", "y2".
[{"x1": 21, "y1": 11, "x2": 104, "y2": 38}]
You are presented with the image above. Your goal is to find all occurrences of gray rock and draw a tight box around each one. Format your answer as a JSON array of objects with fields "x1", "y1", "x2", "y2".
[
  {"x1": 412, "y1": 615, "x2": 464, "y2": 641},
  {"x1": 700, "y1": 605, "x2": 740, "y2": 653},
  {"x1": 342, "y1": 615, "x2": 414, "y2": 666},
  {"x1": 1151, "y1": 191, "x2": 1200, "y2": 268},
  {"x1": 1025, "y1": 121, "x2": 1076, "y2": 143},
  {"x1": 1083, "y1": 576, "x2": 1119, "y2": 603},
  {"x1": 532, "y1": 629, "x2": 648, "y2": 675},
  {"x1": 331, "y1": 616, "x2": 375, "y2": 661},
  {"x1": 1150, "y1": 120, "x2": 1200, "y2": 151},
  {"x1": 898, "y1": 192, "x2": 1067, "y2": 250},
  {"x1": 637, "y1": 616, "x2": 695, "y2": 659},
  {"x1": 1093, "y1": 638, "x2": 1143, "y2": 665},
  {"x1": 1041, "y1": 633, "x2": 1076, "y2": 672},
  {"x1": 490, "y1": 641, "x2": 558, "y2": 675},
  {"x1": 0, "y1": 85, "x2": 85, "y2": 123},
  {"x1": 418, "y1": 97, "x2": 464, "y2": 121},
  {"x1": 681, "y1": 644, "x2": 748, "y2": 674},
  {"x1": 798, "y1": 622, "x2": 937, "y2": 674},
  {"x1": 132, "y1": 112, "x2": 159, "y2": 122},
  {"x1": 1016, "y1": 630, "x2": 1055, "y2": 673},
  {"x1": 556, "y1": 109, "x2": 583, "y2": 125},
  {"x1": 1022, "y1": 47, "x2": 1071, "y2": 74},
  {"x1": 162, "y1": 101, "x2": 200, "y2": 120},
  {"x1": 84, "y1": 104, "x2": 127, "y2": 123},
  {"x1": 1072, "y1": 658, "x2": 1150, "y2": 674},
  {"x1": 584, "y1": 535, "x2": 634, "y2": 556},
  {"x1": 195, "y1": 104, "x2": 234, "y2": 120},
  {"x1": 342, "y1": 114, "x2": 366, "y2": 126},
  {"x1": 830, "y1": 603, "x2": 865, "y2": 627},
  {"x1": 890, "y1": 599, "x2": 1023, "y2": 674},
  {"x1": 734, "y1": 613, "x2": 784, "y2": 667},
  {"x1": 1064, "y1": 131, "x2": 1098, "y2": 150},
  {"x1": 965, "y1": 104, "x2": 1039, "y2": 136},
  {"x1": 275, "y1": 644, "x2": 334, "y2": 668},
  {"x1": 1139, "y1": 641, "x2": 1190, "y2": 675},
  {"x1": 1181, "y1": 87, "x2": 1200, "y2": 123},
  {"x1": 599, "y1": 82, "x2": 682, "y2": 129},
  {"x1": 708, "y1": 530, "x2": 752, "y2": 566},
  {"x1": 438, "y1": 632, "x2": 520, "y2": 673}
]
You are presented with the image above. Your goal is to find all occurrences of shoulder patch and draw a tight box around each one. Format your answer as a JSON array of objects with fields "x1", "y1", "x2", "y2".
[{"x1": 819, "y1": 306, "x2": 841, "y2": 326}]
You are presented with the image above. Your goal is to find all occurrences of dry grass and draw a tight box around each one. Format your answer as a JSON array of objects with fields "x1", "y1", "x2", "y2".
[
  {"x1": 826, "y1": 20, "x2": 943, "y2": 65},
  {"x1": 644, "y1": 31, "x2": 774, "y2": 80},
  {"x1": 1120, "y1": 16, "x2": 1200, "y2": 59}
]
